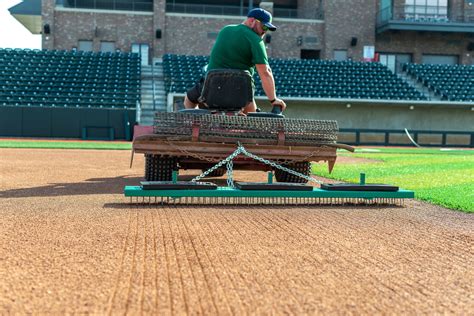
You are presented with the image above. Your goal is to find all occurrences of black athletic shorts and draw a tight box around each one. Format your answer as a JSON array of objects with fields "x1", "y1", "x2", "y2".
[{"x1": 186, "y1": 77, "x2": 205, "y2": 104}]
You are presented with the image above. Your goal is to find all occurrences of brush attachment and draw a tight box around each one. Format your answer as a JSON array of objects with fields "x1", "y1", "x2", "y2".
[{"x1": 124, "y1": 185, "x2": 414, "y2": 206}]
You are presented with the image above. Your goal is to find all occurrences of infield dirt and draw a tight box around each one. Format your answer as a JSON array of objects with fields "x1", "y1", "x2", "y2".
[{"x1": 1, "y1": 148, "x2": 473, "y2": 314}]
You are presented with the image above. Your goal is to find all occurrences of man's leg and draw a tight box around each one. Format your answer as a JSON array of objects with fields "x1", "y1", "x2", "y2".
[
  {"x1": 184, "y1": 95, "x2": 198, "y2": 109},
  {"x1": 242, "y1": 100, "x2": 257, "y2": 114},
  {"x1": 184, "y1": 78, "x2": 204, "y2": 109}
]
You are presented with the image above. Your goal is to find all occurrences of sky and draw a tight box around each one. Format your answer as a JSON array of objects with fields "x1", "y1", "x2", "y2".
[{"x1": 0, "y1": 0, "x2": 41, "y2": 49}]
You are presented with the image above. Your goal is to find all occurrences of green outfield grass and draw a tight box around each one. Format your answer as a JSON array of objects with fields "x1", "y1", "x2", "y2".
[
  {"x1": 0, "y1": 139, "x2": 132, "y2": 150},
  {"x1": 313, "y1": 147, "x2": 474, "y2": 213}
]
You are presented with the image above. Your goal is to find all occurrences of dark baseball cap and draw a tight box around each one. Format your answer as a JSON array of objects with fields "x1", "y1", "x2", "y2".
[{"x1": 247, "y1": 8, "x2": 277, "y2": 31}]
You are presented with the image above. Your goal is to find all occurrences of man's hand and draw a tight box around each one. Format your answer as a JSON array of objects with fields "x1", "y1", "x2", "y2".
[{"x1": 271, "y1": 98, "x2": 287, "y2": 111}]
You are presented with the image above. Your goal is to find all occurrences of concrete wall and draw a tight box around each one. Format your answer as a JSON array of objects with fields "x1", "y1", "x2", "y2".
[{"x1": 256, "y1": 100, "x2": 473, "y2": 132}]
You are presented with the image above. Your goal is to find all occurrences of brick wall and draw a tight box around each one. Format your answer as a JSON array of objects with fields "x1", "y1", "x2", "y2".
[
  {"x1": 376, "y1": 31, "x2": 472, "y2": 64},
  {"x1": 41, "y1": 0, "x2": 473, "y2": 65},
  {"x1": 323, "y1": 0, "x2": 376, "y2": 60},
  {"x1": 41, "y1": 0, "x2": 54, "y2": 50},
  {"x1": 267, "y1": 20, "x2": 324, "y2": 59},
  {"x1": 163, "y1": 14, "x2": 242, "y2": 56},
  {"x1": 465, "y1": 0, "x2": 474, "y2": 21},
  {"x1": 52, "y1": 11, "x2": 153, "y2": 52},
  {"x1": 153, "y1": 0, "x2": 166, "y2": 57},
  {"x1": 297, "y1": 0, "x2": 322, "y2": 20},
  {"x1": 164, "y1": 14, "x2": 324, "y2": 59}
]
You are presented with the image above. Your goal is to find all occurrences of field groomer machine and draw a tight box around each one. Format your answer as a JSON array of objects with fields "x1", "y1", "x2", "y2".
[{"x1": 125, "y1": 70, "x2": 414, "y2": 205}]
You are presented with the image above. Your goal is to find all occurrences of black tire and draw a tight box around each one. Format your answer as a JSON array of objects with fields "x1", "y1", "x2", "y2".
[
  {"x1": 274, "y1": 162, "x2": 311, "y2": 184},
  {"x1": 202, "y1": 167, "x2": 226, "y2": 177},
  {"x1": 144, "y1": 154, "x2": 178, "y2": 181}
]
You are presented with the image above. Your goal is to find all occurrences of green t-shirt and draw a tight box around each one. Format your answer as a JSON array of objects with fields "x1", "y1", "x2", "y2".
[{"x1": 207, "y1": 24, "x2": 269, "y2": 76}]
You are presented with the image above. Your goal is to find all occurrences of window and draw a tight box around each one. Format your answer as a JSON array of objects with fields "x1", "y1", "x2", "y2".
[
  {"x1": 301, "y1": 50, "x2": 320, "y2": 60},
  {"x1": 379, "y1": 53, "x2": 412, "y2": 73},
  {"x1": 305, "y1": 37, "x2": 318, "y2": 45},
  {"x1": 78, "y1": 40, "x2": 93, "y2": 52},
  {"x1": 132, "y1": 43, "x2": 149, "y2": 66},
  {"x1": 334, "y1": 50, "x2": 348, "y2": 61},
  {"x1": 405, "y1": 0, "x2": 448, "y2": 21},
  {"x1": 61, "y1": 0, "x2": 153, "y2": 12},
  {"x1": 422, "y1": 54, "x2": 458, "y2": 65},
  {"x1": 380, "y1": 54, "x2": 396, "y2": 72},
  {"x1": 100, "y1": 41, "x2": 115, "y2": 53},
  {"x1": 380, "y1": 0, "x2": 391, "y2": 9},
  {"x1": 396, "y1": 54, "x2": 412, "y2": 72},
  {"x1": 165, "y1": 0, "x2": 300, "y2": 18}
]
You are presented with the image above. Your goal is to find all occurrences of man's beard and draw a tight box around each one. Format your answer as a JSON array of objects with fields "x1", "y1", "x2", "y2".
[{"x1": 252, "y1": 25, "x2": 265, "y2": 38}]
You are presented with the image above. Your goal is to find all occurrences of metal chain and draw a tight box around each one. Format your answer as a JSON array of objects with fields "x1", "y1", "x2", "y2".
[
  {"x1": 238, "y1": 144, "x2": 323, "y2": 185},
  {"x1": 191, "y1": 146, "x2": 243, "y2": 182},
  {"x1": 226, "y1": 160, "x2": 234, "y2": 188},
  {"x1": 191, "y1": 143, "x2": 323, "y2": 185}
]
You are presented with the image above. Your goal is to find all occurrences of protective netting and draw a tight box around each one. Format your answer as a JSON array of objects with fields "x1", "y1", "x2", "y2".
[{"x1": 153, "y1": 112, "x2": 338, "y2": 145}]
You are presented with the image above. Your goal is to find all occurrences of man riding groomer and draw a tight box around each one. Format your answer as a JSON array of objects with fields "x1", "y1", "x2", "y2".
[{"x1": 184, "y1": 8, "x2": 287, "y2": 114}]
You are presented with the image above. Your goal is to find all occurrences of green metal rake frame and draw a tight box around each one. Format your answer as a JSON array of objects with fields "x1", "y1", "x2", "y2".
[
  {"x1": 124, "y1": 185, "x2": 414, "y2": 206},
  {"x1": 125, "y1": 186, "x2": 414, "y2": 199}
]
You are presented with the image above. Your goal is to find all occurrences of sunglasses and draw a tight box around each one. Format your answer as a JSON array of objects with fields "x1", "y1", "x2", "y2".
[{"x1": 256, "y1": 19, "x2": 269, "y2": 31}]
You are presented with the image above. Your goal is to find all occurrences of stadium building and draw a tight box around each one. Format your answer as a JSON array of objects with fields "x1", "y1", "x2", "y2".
[{"x1": 3, "y1": 0, "x2": 474, "y2": 146}]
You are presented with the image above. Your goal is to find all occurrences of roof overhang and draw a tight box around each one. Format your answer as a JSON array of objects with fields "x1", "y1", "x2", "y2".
[
  {"x1": 377, "y1": 20, "x2": 474, "y2": 34},
  {"x1": 8, "y1": 0, "x2": 42, "y2": 34}
]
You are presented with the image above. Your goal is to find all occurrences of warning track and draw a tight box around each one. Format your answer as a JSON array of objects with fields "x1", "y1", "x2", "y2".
[{"x1": 0, "y1": 148, "x2": 472, "y2": 314}]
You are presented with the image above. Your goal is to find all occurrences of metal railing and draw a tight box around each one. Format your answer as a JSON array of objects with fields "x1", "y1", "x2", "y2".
[
  {"x1": 56, "y1": 0, "x2": 325, "y2": 19},
  {"x1": 166, "y1": 3, "x2": 323, "y2": 19},
  {"x1": 166, "y1": 3, "x2": 244, "y2": 16},
  {"x1": 151, "y1": 64, "x2": 156, "y2": 111},
  {"x1": 340, "y1": 128, "x2": 474, "y2": 148},
  {"x1": 377, "y1": 5, "x2": 474, "y2": 25},
  {"x1": 377, "y1": 6, "x2": 393, "y2": 25},
  {"x1": 57, "y1": 0, "x2": 153, "y2": 12}
]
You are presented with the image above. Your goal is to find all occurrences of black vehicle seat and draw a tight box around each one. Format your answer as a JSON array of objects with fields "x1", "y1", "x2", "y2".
[
  {"x1": 199, "y1": 69, "x2": 253, "y2": 111},
  {"x1": 192, "y1": 68, "x2": 284, "y2": 118}
]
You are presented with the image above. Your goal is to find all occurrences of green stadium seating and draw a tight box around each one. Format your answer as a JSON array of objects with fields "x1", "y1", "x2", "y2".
[
  {"x1": 0, "y1": 48, "x2": 141, "y2": 109},
  {"x1": 163, "y1": 54, "x2": 427, "y2": 101},
  {"x1": 404, "y1": 63, "x2": 473, "y2": 102}
]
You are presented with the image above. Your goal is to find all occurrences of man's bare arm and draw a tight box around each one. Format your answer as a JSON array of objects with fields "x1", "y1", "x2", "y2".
[{"x1": 256, "y1": 64, "x2": 286, "y2": 111}]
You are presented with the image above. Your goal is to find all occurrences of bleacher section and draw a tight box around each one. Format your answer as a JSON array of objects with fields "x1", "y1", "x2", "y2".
[
  {"x1": 163, "y1": 54, "x2": 207, "y2": 94},
  {"x1": 0, "y1": 48, "x2": 141, "y2": 109},
  {"x1": 403, "y1": 63, "x2": 474, "y2": 102},
  {"x1": 163, "y1": 54, "x2": 427, "y2": 101}
]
